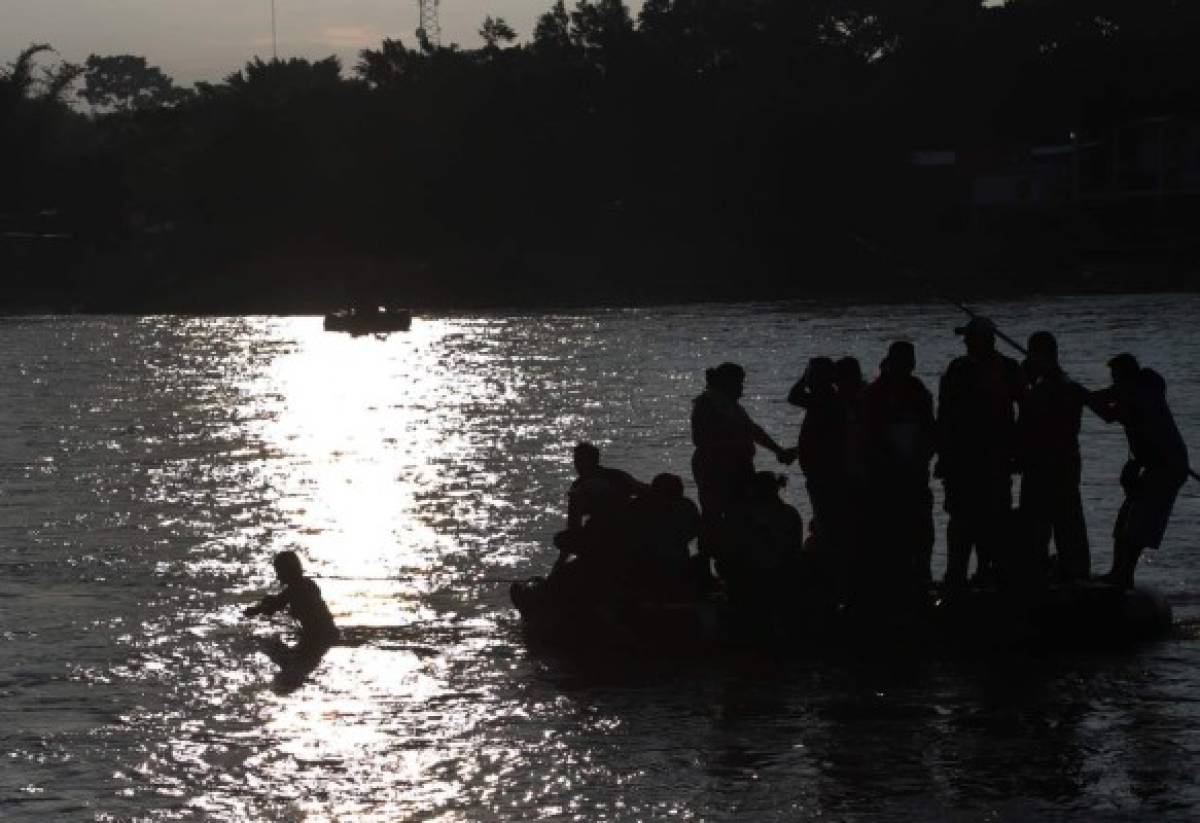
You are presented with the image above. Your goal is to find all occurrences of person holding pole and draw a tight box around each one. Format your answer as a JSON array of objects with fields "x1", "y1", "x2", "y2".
[{"x1": 936, "y1": 316, "x2": 1026, "y2": 588}]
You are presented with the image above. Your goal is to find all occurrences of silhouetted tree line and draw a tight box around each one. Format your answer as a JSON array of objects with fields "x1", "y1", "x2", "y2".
[{"x1": 3, "y1": 0, "x2": 1200, "y2": 311}]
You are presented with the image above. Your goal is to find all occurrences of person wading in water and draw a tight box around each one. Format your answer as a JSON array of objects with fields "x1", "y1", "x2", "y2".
[{"x1": 244, "y1": 550, "x2": 340, "y2": 661}]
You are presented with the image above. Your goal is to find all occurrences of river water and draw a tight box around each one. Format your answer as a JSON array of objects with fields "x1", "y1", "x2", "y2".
[{"x1": 1, "y1": 295, "x2": 1199, "y2": 821}]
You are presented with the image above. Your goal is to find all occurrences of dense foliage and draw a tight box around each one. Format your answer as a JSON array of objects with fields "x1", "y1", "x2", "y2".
[{"x1": 3, "y1": 0, "x2": 1200, "y2": 310}]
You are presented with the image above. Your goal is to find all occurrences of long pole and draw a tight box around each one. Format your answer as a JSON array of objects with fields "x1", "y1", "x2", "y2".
[
  {"x1": 271, "y1": 0, "x2": 278, "y2": 60},
  {"x1": 951, "y1": 300, "x2": 1028, "y2": 356}
]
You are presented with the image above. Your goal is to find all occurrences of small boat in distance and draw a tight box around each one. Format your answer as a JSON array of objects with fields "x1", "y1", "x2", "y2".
[{"x1": 323, "y1": 306, "x2": 413, "y2": 335}]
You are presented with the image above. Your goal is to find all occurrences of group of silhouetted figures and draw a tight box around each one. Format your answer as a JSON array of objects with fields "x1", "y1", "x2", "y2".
[
  {"x1": 540, "y1": 316, "x2": 1192, "y2": 624},
  {"x1": 241, "y1": 316, "x2": 1191, "y2": 657}
]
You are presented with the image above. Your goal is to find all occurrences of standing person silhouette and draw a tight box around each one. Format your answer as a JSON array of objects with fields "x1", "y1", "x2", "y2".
[
  {"x1": 1017, "y1": 331, "x2": 1090, "y2": 583},
  {"x1": 788, "y1": 357, "x2": 847, "y2": 552},
  {"x1": 937, "y1": 317, "x2": 1026, "y2": 588},
  {"x1": 691, "y1": 363, "x2": 796, "y2": 581},
  {"x1": 862, "y1": 341, "x2": 937, "y2": 589}
]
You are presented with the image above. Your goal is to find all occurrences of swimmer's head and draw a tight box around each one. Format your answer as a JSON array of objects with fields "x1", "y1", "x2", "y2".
[{"x1": 273, "y1": 550, "x2": 304, "y2": 584}]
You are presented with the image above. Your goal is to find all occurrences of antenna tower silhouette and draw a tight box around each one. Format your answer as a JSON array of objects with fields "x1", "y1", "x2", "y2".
[{"x1": 417, "y1": 0, "x2": 441, "y2": 48}]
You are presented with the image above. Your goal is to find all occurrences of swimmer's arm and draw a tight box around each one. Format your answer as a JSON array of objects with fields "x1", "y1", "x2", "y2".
[{"x1": 244, "y1": 590, "x2": 289, "y2": 618}]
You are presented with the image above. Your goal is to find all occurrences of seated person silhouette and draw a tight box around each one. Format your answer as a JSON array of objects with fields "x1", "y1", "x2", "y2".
[
  {"x1": 550, "y1": 442, "x2": 648, "y2": 601},
  {"x1": 718, "y1": 472, "x2": 804, "y2": 612},
  {"x1": 628, "y1": 473, "x2": 702, "y2": 601},
  {"x1": 244, "y1": 550, "x2": 340, "y2": 665}
]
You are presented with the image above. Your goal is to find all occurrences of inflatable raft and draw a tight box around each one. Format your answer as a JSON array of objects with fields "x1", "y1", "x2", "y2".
[{"x1": 510, "y1": 576, "x2": 1173, "y2": 654}]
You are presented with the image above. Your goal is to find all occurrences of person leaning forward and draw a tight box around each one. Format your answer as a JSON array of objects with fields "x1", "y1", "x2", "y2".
[
  {"x1": 937, "y1": 316, "x2": 1026, "y2": 588},
  {"x1": 1088, "y1": 353, "x2": 1190, "y2": 589}
]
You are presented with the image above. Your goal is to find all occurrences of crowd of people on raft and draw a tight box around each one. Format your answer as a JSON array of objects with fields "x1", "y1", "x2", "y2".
[{"x1": 540, "y1": 316, "x2": 1192, "y2": 615}]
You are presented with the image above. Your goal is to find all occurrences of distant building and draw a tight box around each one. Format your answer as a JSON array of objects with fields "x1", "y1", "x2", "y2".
[{"x1": 910, "y1": 114, "x2": 1200, "y2": 211}]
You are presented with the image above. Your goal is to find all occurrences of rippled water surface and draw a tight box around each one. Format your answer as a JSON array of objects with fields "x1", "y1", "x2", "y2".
[{"x1": 2, "y1": 295, "x2": 1200, "y2": 821}]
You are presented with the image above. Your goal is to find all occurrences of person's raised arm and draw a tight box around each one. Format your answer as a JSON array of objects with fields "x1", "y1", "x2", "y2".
[{"x1": 787, "y1": 377, "x2": 810, "y2": 408}]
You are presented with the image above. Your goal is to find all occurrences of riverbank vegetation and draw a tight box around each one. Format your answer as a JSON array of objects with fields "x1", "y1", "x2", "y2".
[{"x1": 3, "y1": 0, "x2": 1200, "y2": 311}]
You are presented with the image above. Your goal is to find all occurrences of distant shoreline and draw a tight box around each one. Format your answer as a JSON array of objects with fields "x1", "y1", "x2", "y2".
[{"x1": 2, "y1": 262, "x2": 1196, "y2": 316}]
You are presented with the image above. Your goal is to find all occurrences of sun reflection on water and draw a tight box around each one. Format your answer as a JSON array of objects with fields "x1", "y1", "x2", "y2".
[
  {"x1": 197, "y1": 315, "x2": 529, "y2": 822},
  {"x1": 250, "y1": 319, "x2": 461, "y2": 578}
]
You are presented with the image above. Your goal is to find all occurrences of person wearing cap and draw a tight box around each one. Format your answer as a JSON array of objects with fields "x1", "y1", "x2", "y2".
[
  {"x1": 1016, "y1": 331, "x2": 1091, "y2": 583},
  {"x1": 937, "y1": 315, "x2": 1026, "y2": 588},
  {"x1": 692, "y1": 363, "x2": 797, "y2": 576},
  {"x1": 862, "y1": 341, "x2": 937, "y2": 589},
  {"x1": 1088, "y1": 353, "x2": 1189, "y2": 588}
]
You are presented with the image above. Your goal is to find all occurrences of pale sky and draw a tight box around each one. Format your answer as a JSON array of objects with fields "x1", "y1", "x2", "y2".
[{"x1": 1, "y1": 0, "x2": 637, "y2": 85}]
